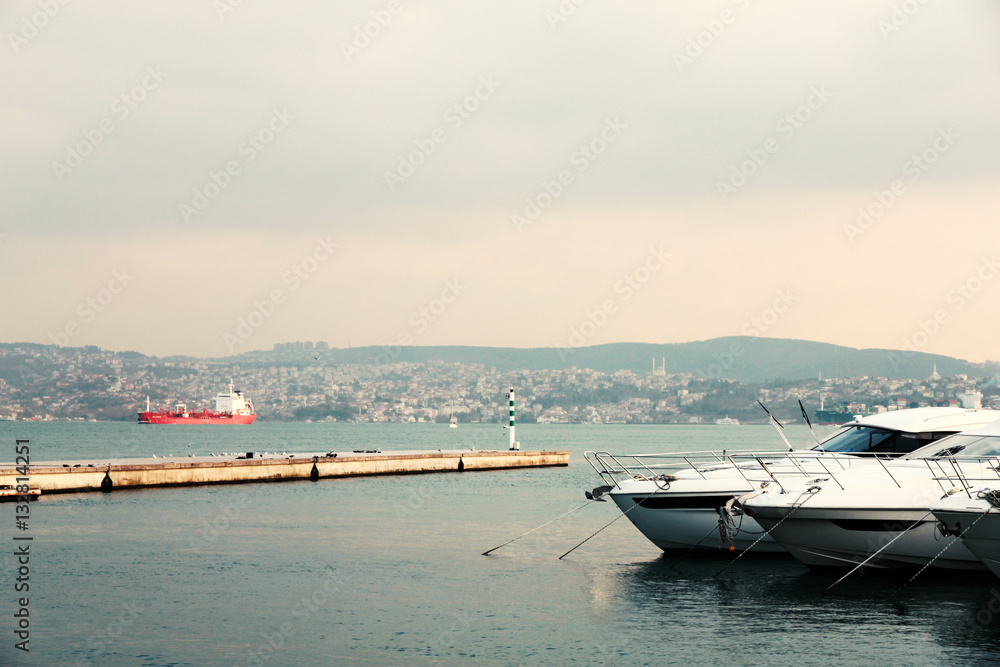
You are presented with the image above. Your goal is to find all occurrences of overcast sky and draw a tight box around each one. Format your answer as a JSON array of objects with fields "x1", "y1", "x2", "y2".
[{"x1": 2, "y1": 1, "x2": 998, "y2": 361}]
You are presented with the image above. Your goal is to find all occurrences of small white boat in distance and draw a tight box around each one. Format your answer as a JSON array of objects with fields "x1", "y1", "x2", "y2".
[
  {"x1": 715, "y1": 416, "x2": 740, "y2": 425},
  {"x1": 449, "y1": 416, "x2": 458, "y2": 429}
]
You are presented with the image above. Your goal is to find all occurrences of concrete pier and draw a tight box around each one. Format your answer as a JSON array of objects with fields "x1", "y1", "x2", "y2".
[{"x1": 0, "y1": 449, "x2": 570, "y2": 497}]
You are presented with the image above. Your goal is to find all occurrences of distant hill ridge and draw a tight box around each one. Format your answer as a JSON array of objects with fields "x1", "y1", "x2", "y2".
[
  {"x1": 233, "y1": 337, "x2": 993, "y2": 383},
  {"x1": 2, "y1": 337, "x2": 991, "y2": 384}
]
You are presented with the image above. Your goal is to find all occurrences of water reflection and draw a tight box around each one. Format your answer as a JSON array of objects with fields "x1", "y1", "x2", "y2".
[{"x1": 588, "y1": 554, "x2": 1000, "y2": 665}]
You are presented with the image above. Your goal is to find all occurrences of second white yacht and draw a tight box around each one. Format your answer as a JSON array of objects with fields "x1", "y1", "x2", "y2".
[
  {"x1": 932, "y1": 485, "x2": 1000, "y2": 578},
  {"x1": 743, "y1": 419, "x2": 1000, "y2": 570}
]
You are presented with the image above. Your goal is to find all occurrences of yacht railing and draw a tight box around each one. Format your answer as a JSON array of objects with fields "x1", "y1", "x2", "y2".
[
  {"x1": 723, "y1": 453, "x2": 1000, "y2": 498},
  {"x1": 584, "y1": 449, "x2": 789, "y2": 489},
  {"x1": 922, "y1": 456, "x2": 1000, "y2": 497},
  {"x1": 724, "y1": 451, "x2": 901, "y2": 493},
  {"x1": 582, "y1": 449, "x2": 992, "y2": 494}
]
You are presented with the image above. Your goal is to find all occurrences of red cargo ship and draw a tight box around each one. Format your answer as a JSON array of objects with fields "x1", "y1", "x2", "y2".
[{"x1": 138, "y1": 381, "x2": 256, "y2": 424}]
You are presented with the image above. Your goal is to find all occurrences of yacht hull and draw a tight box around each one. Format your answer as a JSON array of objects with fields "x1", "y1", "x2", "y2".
[
  {"x1": 609, "y1": 486, "x2": 784, "y2": 553},
  {"x1": 749, "y1": 505, "x2": 984, "y2": 570},
  {"x1": 932, "y1": 501, "x2": 1000, "y2": 578}
]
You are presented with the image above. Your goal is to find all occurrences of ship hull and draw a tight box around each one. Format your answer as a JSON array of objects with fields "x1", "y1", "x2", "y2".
[{"x1": 138, "y1": 412, "x2": 256, "y2": 425}]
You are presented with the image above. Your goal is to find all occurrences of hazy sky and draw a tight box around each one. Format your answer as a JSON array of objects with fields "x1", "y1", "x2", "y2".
[{"x1": 2, "y1": 1, "x2": 998, "y2": 361}]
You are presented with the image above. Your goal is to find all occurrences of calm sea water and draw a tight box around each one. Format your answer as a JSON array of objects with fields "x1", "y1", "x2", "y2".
[{"x1": 2, "y1": 422, "x2": 1000, "y2": 666}]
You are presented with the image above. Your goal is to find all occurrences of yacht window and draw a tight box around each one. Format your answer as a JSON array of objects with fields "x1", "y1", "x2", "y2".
[
  {"x1": 813, "y1": 426, "x2": 895, "y2": 453},
  {"x1": 889, "y1": 431, "x2": 952, "y2": 454},
  {"x1": 904, "y1": 434, "x2": 1000, "y2": 459}
]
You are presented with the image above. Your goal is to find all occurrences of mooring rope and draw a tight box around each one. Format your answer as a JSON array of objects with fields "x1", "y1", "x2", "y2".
[
  {"x1": 886, "y1": 492, "x2": 999, "y2": 600},
  {"x1": 558, "y1": 480, "x2": 671, "y2": 560},
  {"x1": 667, "y1": 523, "x2": 728, "y2": 570},
  {"x1": 713, "y1": 485, "x2": 821, "y2": 579},
  {"x1": 482, "y1": 499, "x2": 595, "y2": 556},
  {"x1": 822, "y1": 510, "x2": 934, "y2": 594}
]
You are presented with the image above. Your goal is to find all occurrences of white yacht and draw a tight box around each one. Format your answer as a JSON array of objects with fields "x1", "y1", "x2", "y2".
[
  {"x1": 742, "y1": 419, "x2": 1000, "y2": 571},
  {"x1": 715, "y1": 416, "x2": 740, "y2": 426},
  {"x1": 585, "y1": 408, "x2": 998, "y2": 554},
  {"x1": 932, "y1": 486, "x2": 1000, "y2": 578}
]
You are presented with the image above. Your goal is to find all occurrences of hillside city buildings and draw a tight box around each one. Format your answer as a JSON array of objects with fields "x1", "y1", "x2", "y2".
[{"x1": 1, "y1": 343, "x2": 997, "y2": 424}]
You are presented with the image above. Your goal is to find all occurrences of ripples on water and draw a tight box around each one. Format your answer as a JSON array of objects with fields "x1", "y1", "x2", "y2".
[{"x1": 2, "y1": 422, "x2": 1000, "y2": 666}]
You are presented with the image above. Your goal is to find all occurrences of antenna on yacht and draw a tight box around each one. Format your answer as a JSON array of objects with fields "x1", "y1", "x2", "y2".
[
  {"x1": 757, "y1": 401, "x2": 792, "y2": 451},
  {"x1": 799, "y1": 399, "x2": 821, "y2": 446}
]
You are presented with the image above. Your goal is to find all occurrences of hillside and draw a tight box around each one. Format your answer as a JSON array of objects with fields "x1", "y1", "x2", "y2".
[{"x1": 232, "y1": 337, "x2": 994, "y2": 383}]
